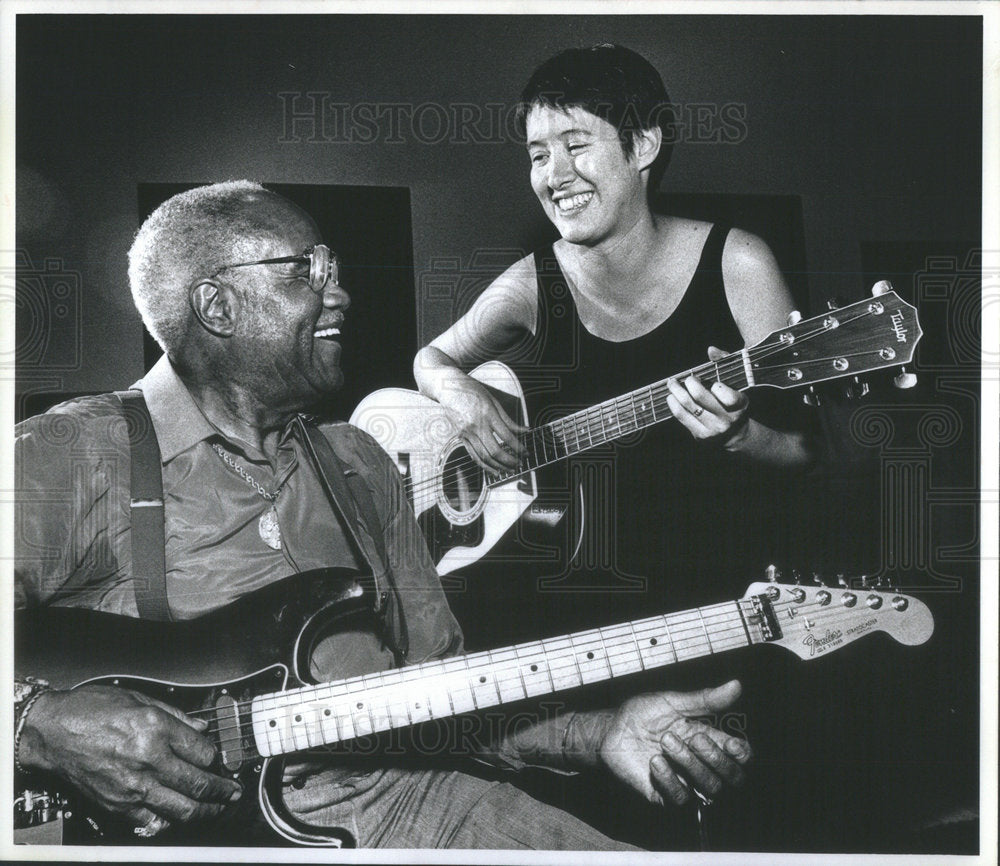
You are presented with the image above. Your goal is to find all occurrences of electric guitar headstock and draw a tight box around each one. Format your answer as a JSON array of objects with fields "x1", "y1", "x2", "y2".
[
  {"x1": 750, "y1": 282, "x2": 922, "y2": 394},
  {"x1": 742, "y1": 576, "x2": 934, "y2": 660}
]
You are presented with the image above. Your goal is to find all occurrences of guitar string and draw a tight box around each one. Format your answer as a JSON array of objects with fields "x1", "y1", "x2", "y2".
[
  {"x1": 190, "y1": 593, "x2": 866, "y2": 732},
  {"x1": 201, "y1": 597, "x2": 889, "y2": 759},
  {"x1": 404, "y1": 304, "x2": 889, "y2": 502},
  {"x1": 188, "y1": 600, "x2": 749, "y2": 723},
  {"x1": 409, "y1": 302, "x2": 886, "y2": 498},
  {"x1": 201, "y1": 600, "x2": 882, "y2": 763},
  {"x1": 193, "y1": 598, "x2": 882, "y2": 749},
  {"x1": 190, "y1": 598, "x2": 759, "y2": 732}
]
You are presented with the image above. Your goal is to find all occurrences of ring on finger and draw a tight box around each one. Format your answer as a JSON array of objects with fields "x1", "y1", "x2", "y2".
[
  {"x1": 692, "y1": 407, "x2": 705, "y2": 418},
  {"x1": 491, "y1": 430, "x2": 504, "y2": 445},
  {"x1": 134, "y1": 815, "x2": 170, "y2": 838}
]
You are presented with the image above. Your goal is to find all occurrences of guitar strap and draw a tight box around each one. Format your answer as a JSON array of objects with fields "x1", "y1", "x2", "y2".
[
  {"x1": 114, "y1": 390, "x2": 171, "y2": 622},
  {"x1": 293, "y1": 416, "x2": 409, "y2": 663},
  {"x1": 108, "y1": 393, "x2": 409, "y2": 656}
]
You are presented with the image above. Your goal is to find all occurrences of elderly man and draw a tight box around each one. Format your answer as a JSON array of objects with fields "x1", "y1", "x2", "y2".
[{"x1": 14, "y1": 181, "x2": 750, "y2": 850}]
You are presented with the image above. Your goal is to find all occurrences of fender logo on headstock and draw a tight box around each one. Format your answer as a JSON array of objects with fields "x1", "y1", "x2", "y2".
[
  {"x1": 802, "y1": 628, "x2": 844, "y2": 656},
  {"x1": 890, "y1": 310, "x2": 908, "y2": 342}
]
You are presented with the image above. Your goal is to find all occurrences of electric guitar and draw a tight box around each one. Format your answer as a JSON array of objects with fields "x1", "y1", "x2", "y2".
[
  {"x1": 15, "y1": 568, "x2": 933, "y2": 847},
  {"x1": 350, "y1": 286, "x2": 922, "y2": 574}
]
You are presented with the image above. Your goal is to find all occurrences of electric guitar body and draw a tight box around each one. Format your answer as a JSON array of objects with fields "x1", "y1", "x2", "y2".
[
  {"x1": 14, "y1": 569, "x2": 377, "y2": 847},
  {"x1": 15, "y1": 570, "x2": 934, "y2": 847}
]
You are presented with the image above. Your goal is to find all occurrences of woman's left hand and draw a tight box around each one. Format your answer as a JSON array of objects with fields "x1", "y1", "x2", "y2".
[{"x1": 666, "y1": 346, "x2": 750, "y2": 448}]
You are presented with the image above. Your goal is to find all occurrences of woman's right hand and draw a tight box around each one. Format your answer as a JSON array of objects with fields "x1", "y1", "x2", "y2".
[{"x1": 438, "y1": 375, "x2": 527, "y2": 473}]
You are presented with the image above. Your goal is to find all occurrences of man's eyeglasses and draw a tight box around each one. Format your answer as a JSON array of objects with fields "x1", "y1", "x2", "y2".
[{"x1": 213, "y1": 244, "x2": 340, "y2": 295}]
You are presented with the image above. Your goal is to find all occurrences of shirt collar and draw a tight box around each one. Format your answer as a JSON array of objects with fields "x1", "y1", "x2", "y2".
[{"x1": 133, "y1": 355, "x2": 217, "y2": 463}]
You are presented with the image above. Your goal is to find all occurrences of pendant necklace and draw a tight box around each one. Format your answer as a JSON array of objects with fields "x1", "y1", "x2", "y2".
[{"x1": 211, "y1": 443, "x2": 285, "y2": 550}]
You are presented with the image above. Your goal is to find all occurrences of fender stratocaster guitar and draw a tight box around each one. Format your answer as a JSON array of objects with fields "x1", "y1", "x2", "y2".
[
  {"x1": 351, "y1": 286, "x2": 922, "y2": 574},
  {"x1": 15, "y1": 568, "x2": 933, "y2": 846}
]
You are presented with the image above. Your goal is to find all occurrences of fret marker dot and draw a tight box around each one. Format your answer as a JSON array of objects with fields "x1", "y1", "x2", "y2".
[
  {"x1": 294, "y1": 714, "x2": 302, "y2": 723},
  {"x1": 324, "y1": 709, "x2": 331, "y2": 716},
  {"x1": 650, "y1": 638, "x2": 658, "y2": 646},
  {"x1": 269, "y1": 720, "x2": 276, "y2": 727},
  {"x1": 586, "y1": 652, "x2": 594, "y2": 660},
  {"x1": 479, "y1": 676, "x2": 487, "y2": 683},
  {"x1": 530, "y1": 664, "x2": 538, "y2": 672},
  {"x1": 357, "y1": 702, "x2": 364, "y2": 710}
]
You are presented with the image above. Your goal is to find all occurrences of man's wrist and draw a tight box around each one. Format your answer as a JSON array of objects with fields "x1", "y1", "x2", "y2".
[
  {"x1": 14, "y1": 678, "x2": 53, "y2": 774},
  {"x1": 561, "y1": 709, "x2": 615, "y2": 771}
]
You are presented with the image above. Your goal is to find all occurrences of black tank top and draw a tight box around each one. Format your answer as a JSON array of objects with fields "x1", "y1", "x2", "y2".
[{"x1": 507, "y1": 223, "x2": 789, "y2": 617}]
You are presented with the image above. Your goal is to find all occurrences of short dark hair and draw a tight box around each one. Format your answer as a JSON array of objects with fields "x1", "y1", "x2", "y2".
[{"x1": 517, "y1": 44, "x2": 675, "y2": 197}]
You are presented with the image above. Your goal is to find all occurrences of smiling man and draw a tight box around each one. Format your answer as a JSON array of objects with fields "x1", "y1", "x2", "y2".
[{"x1": 14, "y1": 181, "x2": 751, "y2": 850}]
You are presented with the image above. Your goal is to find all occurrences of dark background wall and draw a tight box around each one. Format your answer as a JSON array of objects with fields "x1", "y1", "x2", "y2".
[
  {"x1": 16, "y1": 14, "x2": 981, "y2": 398},
  {"x1": 13, "y1": 13, "x2": 984, "y2": 853}
]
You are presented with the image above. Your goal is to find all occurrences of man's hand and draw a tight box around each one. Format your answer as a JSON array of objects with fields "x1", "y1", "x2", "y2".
[
  {"x1": 18, "y1": 684, "x2": 242, "y2": 833},
  {"x1": 666, "y1": 347, "x2": 750, "y2": 450},
  {"x1": 595, "y1": 680, "x2": 751, "y2": 806},
  {"x1": 438, "y1": 375, "x2": 526, "y2": 473}
]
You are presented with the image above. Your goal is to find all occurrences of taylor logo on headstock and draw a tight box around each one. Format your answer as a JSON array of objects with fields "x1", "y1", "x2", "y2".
[{"x1": 890, "y1": 310, "x2": 908, "y2": 342}]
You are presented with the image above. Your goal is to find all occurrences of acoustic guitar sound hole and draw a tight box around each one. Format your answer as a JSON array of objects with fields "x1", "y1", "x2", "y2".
[{"x1": 441, "y1": 445, "x2": 485, "y2": 513}]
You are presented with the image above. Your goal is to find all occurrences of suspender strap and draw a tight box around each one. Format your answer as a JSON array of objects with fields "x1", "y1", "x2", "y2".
[
  {"x1": 114, "y1": 390, "x2": 171, "y2": 621},
  {"x1": 293, "y1": 416, "x2": 409, "y2": 661}
]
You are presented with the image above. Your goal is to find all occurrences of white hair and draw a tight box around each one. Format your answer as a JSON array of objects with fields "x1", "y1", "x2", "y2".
[{"x1": 127, "y1": 180, "x2": 286, "y2": 353}]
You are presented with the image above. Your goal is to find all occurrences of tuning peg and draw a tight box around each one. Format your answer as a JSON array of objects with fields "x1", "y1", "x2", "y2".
[
  {"x1": 894, "y1": 366, "x2": 918, "y2": 389},
  {"x1": 838, "y1": 574, "x2": 849, "y2": 588},
  {"x1": 826, "y1": 296, "x2": 847, "y2": 311},
  {"x1": 766, "y1": 564, "x2": 780, "y2": 583},
  {"x1": 792, "y1": 569, "x2": 802, "y2": 585},
  {"x1": 786, "y1": 310, "x2": 802, "y2": 326},
  {"x1": 844, "y1": 376, "x2": 870, "y2": 400},
  {"x1": 802, "y1": 386, "x2": 821, "y2": 407},
  {"x1": 871, "y1": 280, "x2": 894, "y2": 297},
  {"x1": 812, "y1": 572, "x2": 826, "y2": 586}
]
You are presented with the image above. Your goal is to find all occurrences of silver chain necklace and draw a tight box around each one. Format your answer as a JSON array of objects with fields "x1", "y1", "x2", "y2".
[{"x1": 211, "y1": 443, "x2": 285, "y2": 549}]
